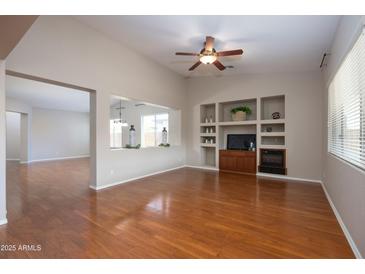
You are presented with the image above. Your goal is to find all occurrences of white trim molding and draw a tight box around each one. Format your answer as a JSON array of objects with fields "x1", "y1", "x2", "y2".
[
  {"x1": 89, "y1": 185, "x2": 97, "y2": 190},
  {"x1": 6, "y1": 158, "x2": 20, "y2": 161},
  {"x1": 20, "y1": 161, "x2": 30, "y2": 164},
  {"x1": 90, "y1": 165, "x2": 186, "y2": 191},
  {"x1": 184, "y1": 165, "x2": 219, "y2": 171},
  {"x1": 25, "y1": 155, "x2": 90, "y2": 164},
  {"x1": 321, "y1": 182, "x2": 363, "y2": 259},
  {"x1": 256, "y1": 172, "x2": 322, "y2": 184},
  {"x1": 0, "y1": 218, "x2": 8, "y2": 226}
]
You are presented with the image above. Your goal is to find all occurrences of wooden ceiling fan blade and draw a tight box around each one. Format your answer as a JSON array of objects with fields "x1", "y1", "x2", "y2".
[
  {"x1": 205, "y1": 36, "x2": 214, "y2": 51},
  {"x1": 213, "y1": 60, "x2": 226, "y2": 71},
  {"x1": 189, "y1": 61, "x2": 202, "y2": 71},
  {"x1": 176, "y1": 52, "x2": 199, "y2": 56},
  {"x1": 216, "y1": 49, "x2": 243, "y2": 57}
]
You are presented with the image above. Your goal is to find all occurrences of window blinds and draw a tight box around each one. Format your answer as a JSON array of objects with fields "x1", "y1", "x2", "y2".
[{"x1": 328, "y1": 28, "x2": 365, "y2": 170}]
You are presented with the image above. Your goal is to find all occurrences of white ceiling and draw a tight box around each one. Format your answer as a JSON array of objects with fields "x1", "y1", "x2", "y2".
[
  {"x1": 75, "y1": 15, "x2": 341, "y2": 77},
  {"x1": 6, "y1": 75, "x2": 90, "y2": 112}
]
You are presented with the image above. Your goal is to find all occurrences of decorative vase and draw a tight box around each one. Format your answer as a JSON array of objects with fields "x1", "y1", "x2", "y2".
[
  {"x1": 162, "y1": 127, "x2": 168, "y2": 145},
  {"x1": 232, "y1": 111, "x2": 246, "y2": 121},
  {"x1": 272, "y1": 112, "x2": 281, "y2": 119},
  {"x1": 129, "y1": 125, "x2": 136, "y2": 146}
]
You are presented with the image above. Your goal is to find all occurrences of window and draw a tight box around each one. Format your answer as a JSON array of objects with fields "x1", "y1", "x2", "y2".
[
  {"x1": 141, "y1": 113, "x2": 168, "y2": 147},
  {"x1": 110, "y1": 120, "x2": 122, "y2": 148},
  {"x1": 328, "y1": 28, "x2": 365, "y2": 170}
]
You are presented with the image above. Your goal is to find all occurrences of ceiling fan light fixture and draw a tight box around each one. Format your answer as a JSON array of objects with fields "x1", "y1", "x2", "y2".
[
  {"x1": 200, "y1": 54, "x2": 217, "y2": 64},
  {"x1": 176, "y1": 36, "x2": 243, "y2": 71}
]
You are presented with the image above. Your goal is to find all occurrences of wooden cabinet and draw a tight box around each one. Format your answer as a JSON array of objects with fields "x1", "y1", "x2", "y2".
[{"x1": 219, "y1": 150, "x2": 256, "y2": 174}]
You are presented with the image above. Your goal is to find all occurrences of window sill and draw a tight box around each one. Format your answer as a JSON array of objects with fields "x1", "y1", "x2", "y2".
[{"x1": 110, "y1": 145, "x2": 177, "y2": 151}]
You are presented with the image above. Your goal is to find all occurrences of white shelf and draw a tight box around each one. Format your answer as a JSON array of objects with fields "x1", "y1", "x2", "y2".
[
  {"x1": 259, "y1": 144, "x2": 287, "y2": 149},
  {"x1": 260, "y1": 132, "x2": 286, "y2": 137},
  {"x1": 218, "y1": 120, "x2": 257, "y2": 126},
  {"x1": 260, "y1": 119, "x2": 285, "y2": 124},
  {"x1": 200, "y1": 133, "x2": 216, "y2": 137},
  {"x1": 200, "y1": 143, "x2": 217, "y2": 148},
  {"x1": 200, "y1": 122, "x2": 216, "y2": 126}
]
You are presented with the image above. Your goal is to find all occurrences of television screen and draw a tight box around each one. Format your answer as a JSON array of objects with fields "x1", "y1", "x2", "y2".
[{"x1": 227, "y1": 134, "x2": 256, "y2": 150}]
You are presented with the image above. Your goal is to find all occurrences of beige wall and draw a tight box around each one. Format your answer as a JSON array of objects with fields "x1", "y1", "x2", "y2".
[
  {"x1": 321, "y1": 15, "x2": 365, "y2": 258},
  {"x1": 6, "y1": 111, "x2": 21, "y2": 160},
  {"x1": 6, "y1": 16, "x2": 187, "y2": 187},
  {"x1": 31, "y1": 108, "x2": 90, "y2": 161},
  {"x1": 186, "y1": 71, "x2": 324, "y2": 181},
  {"x1": 5, "y1": 98, "x2": 90, "y2": 162}
]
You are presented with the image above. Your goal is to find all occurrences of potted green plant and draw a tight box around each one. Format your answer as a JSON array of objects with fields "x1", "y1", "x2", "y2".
[{"x1": 230, "y1": 106, "x2": 252, "y2": 121}]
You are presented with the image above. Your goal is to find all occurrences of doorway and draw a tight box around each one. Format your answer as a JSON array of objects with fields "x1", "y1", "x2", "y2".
[{"x1": 5, "y1": 71, "x2": 97, "y2": 189}]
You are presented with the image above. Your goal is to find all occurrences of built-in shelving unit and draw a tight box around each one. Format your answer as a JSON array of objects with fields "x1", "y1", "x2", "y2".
[
  {"x1": 259, "y1": 95, "x2": 286, "y2": 148},
  {"x1": 260, "y1": 119, "x2": 286, "y2": 125},
  {"x1": 198, "y1": 95, "x2": 287, "y2": 173},
  {"x1": 200, "y1": 143, "x2": 217, "y2": 148},
  {"x1": 200, "y1": 103, "x2": 216, "y2": 123},
  {"x1": 218, "y1": 120, "x2": 257, "y2": 126},
  {"x1": 200, "y1": 104, "x2": 218, "y2": 167},
  {"x1": 260, "y1": 132, "x2": 285, "y2": 137},
  {"x1": 261, "y1": 95, "x2": 285, "y2": 120},
  {"x1": 261, "y1": 136, "x2": 285, "y2": 146},
  {"x1": 259, "y1": 144, "x2": 286, "y2": 149},
  {"x1": 218, "y1": 98, "x2": 257, "y2": 122},
  {"x1": 200, "y1": 133, "x2": 216, "y2": 137},
  {"x1": 200, "y1": 122, "x2": 216, "y2": 126}
]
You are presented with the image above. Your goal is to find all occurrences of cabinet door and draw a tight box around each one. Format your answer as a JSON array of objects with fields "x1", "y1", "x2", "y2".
[
  {"x1": 236, "y1": 156, "x2": 256, "y2": 174},
  {"x1": 220, "y1": 155, "x2": 237, "y2": 171}
]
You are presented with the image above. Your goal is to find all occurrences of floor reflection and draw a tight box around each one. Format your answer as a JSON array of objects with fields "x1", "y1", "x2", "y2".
[{"x1": 145, "y1": 193, "x2": 171, "y2": 216}]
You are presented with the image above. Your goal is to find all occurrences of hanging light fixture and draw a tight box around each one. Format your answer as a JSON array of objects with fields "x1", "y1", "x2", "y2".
[{"x1": 114, "y1": 99, "x2": 128, "y2": 127}]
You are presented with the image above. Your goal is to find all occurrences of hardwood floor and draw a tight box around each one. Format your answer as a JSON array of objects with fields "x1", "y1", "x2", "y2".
[{"x1": 0, "y1": 159, "x2": 354, "y2": 258}]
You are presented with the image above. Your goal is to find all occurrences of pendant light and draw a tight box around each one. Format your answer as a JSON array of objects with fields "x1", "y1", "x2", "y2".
[{"x1": 114, "y1": 99, "x2": 128, "y2": 127}]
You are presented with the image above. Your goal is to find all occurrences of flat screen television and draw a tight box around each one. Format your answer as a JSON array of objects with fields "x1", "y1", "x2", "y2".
[{"x1": 227, "y1": 134, "x2": 256, "y2": 150}]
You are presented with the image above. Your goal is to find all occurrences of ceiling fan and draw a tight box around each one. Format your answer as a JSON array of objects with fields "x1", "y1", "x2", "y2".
[{"x1": 175, "y1": 36, "x2": 243, "y2": 71}]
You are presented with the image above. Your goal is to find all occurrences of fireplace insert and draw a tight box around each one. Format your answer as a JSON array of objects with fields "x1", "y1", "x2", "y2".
[{"x1": 259, "y1": 149, "x2": 286, "y2": 175}]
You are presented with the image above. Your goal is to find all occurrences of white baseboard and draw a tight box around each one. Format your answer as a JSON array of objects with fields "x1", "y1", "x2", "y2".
[
  {"x1": 6, "y1": 158, "x2": 20, "y2": 161},
  {"x1": 0, "y1": 218, "x2": 8, "y2": 226},
  {"x1": 90, "y1": 165, "x2": 186, "y2": 191},
  {"x1": 27, "y1": 155, "x2": 90, "y2": 163},
  {"x1": 256, "y1": 172, "x2": 322, "y2": 184},
  {"x1": 321, "y1": 182, "x2": 362, "y2": 259},
  {"x1": 184, "y1": 165, "x2": 219, "y2": 171},
  {"x1": 91, "y1": 165, "x2": 321, "y2": 191}
]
